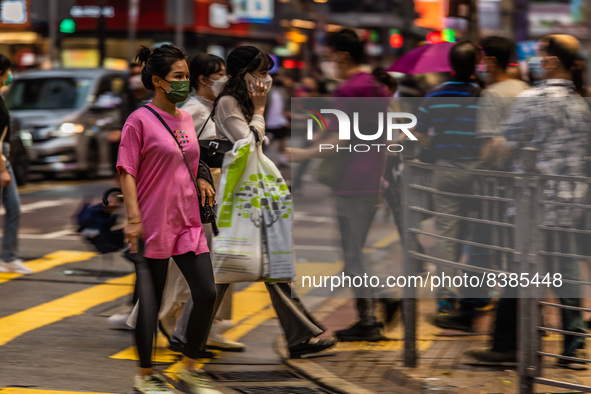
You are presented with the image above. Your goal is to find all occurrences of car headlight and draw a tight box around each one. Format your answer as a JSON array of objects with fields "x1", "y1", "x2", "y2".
[
  {"x1": 59, "y1": 123, "x2": 85, "y2": 135},
  {"x1": 19, "y1": 130, "x2": 32, "y2": 147}
]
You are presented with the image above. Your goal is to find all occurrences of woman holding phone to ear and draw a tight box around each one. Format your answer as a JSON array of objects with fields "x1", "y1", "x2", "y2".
[{"x1": 211, "y1": 45, "x2": 336, "y2": 359}]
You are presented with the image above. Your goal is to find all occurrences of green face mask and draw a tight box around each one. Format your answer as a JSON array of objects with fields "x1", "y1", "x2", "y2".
[
  {"x1": 161, "y1": 78, "x2": 190, "y2": 103},
  {"x1": 4, "y1": 72, "x2": 12, "y2": 86}
]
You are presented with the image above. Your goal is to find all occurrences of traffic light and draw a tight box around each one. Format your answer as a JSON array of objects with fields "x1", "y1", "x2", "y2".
[
  {"x1": 426, "y1": 31, "x2": 443, "y2": 44},
  {"x1": 60, "y1": 18, "x2": 76, "y2": 34},
  {"x1": 389, "y1": 30, "x2": 403, "y2": 49},
  {"x1": 426, "y1": 29, "x2": 456, "y2": 44},
  {"x1": 442, "y1": 29, "x2": 456, "y2": 42}
]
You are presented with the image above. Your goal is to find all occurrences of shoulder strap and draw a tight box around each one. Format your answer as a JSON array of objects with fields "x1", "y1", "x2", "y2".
[
  {"x1": 142, "y1": 105, "x2": 201, "y2": 196},
  {"x1": 197, "y1": 110, "x2": 213, "y2": 139}
]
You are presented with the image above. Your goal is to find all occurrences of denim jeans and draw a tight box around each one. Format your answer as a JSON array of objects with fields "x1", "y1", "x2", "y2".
[{"x1": 2, "y1": 161, "x2": 20, "y2": 262}]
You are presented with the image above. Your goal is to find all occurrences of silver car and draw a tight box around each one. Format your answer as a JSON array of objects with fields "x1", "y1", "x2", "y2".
[{"x1": 5, "y1": 68, "x2": 128, "y2": 178}]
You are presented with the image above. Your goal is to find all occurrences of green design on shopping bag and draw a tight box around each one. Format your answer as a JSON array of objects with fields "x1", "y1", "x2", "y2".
[
  {"x1": 219, "y1": 146, "x2": 294, "y2": 229},
  {"x1": 218, "y1": 144, "x2": 251, "y2": 227}
]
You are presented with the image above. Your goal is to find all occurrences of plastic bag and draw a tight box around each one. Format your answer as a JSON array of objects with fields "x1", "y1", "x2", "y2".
[{"x1": 212, "y1": 134, "x2": 294, "y2": 283}]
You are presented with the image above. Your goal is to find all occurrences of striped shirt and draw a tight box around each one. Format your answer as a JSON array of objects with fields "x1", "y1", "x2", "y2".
[{"x1": 418, "y1": 80, "x2": 481, "y2": 161}]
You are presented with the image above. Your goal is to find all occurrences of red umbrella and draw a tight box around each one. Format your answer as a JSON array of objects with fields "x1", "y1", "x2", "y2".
[{"x1": 387, "y1": 43, "x2": 454, "y2": 74}]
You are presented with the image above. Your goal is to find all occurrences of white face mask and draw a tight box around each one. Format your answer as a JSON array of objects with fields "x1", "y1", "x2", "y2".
[
  {"x1": 244, "y1": 73, "x2": 273, "y2": 92},
  {"x1": 129, "y1": 74, "x2": 144, "y2": 90},
  {"x1": 208, "y1": 75, "x2": 228, "y2": 97}
]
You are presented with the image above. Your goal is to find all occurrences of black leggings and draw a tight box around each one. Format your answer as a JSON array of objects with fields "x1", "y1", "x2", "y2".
[{"x1": 134, "y1": 252, "x2": 217, "y2": 368}]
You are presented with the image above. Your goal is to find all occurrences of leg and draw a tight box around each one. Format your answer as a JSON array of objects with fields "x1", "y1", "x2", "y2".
[
  {"x1": 265, "y1": 282, "x2": 323, "y2": 347},
  {"x1": 173, "y1": 282, "x2": 229, "y2": 344},
  {"x1": 134, "y1": 258, "x2": 169, "y2": 370},
  {"x1": 265, "y1": 282, "x2": 335, "y2": 358},
  {"x1": 158, "y1": 260, "x2": 190, "y2": 339},
  {"x1": 335, "y1": 195, "x2": 379, "y2": 324},
  {"x1": 433, "y1": 163, "x2": 472, "y2": 303},
  {"x1": 492, "y1": 295, "x2": 517, "y2": 353},
  {"x1": 2, "y1": 161, "x2": 20, "y2": 263},
  {"x1": 172, "y1": 252, "x2": 217, "y2": 360}
]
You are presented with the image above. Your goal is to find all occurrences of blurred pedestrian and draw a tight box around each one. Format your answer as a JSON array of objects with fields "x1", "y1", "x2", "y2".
[
  {"x1": 0, "y1": 55, "x2": 28, "y2": 275},
  {"x1": 212, "y1": 45, "x2": 335, "y2": 358},
  {"x1": 158, "y1": 53, "x2": 245, "y2": 353},
  {"x1": 290, "y1": 29, "x2": 399, "y2": 341},
  {"x1": 434, "y1": 37, "x2": 530, "y2": 332},
  {"x1": 372, "y1": 67, "x2": 397, "y2": 97},
  {"x1": 264, "y1": 72, "x2": 290, "y2": 167},
  {"x1": 414, "y1": 41, "x2": 482, "y2": 318},
  {"x1": 478, "y1": 36, "x2": 530, "y2": 167},
  {"x1": 117, "y1": 45, "x2": 220, "y2": 393},
  {"x1": 467, "y1": 34, "x2": 590, "y2": 369}
]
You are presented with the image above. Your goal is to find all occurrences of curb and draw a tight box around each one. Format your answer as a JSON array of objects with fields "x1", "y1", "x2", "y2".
[{"x1": 273, "y1": 298, "x2": 375, "y2": 394}]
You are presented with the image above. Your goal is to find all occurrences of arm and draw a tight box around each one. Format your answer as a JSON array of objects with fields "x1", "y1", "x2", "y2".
[
  {"x1": 120, "y1": 170, "x2": 143, "y2": 254},
  {"x1": 197, "y1": 159, "x2": 215, "y2": 207},
  {"x1": 0, "y1": 126, "x2": 10, "y2": 187},
  {"x1": 218, "y1": 80, "x2": 268, "y2": 143}
]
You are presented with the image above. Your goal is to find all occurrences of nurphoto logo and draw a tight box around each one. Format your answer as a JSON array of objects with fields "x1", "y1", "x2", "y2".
[{"x1": 304, "y1": 108, "x2": 418, "y2": 153}]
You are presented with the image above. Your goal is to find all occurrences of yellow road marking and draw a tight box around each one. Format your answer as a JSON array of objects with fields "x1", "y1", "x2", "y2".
[
  {"x1": 115, "y1": 229, "x2": 400, "y2": 369},
  {"x1": 0, "y1": 251, "x2": 98, "y2": 284},
  {"x1": 0, "y1": 389, "x2": 113, "y2": 394},
  {"x1": 370, "y1": 230, "x2": 400, "y2": 249},
  {"x1": 0, "y1": 274, "x2": 134, "y2": 346}
]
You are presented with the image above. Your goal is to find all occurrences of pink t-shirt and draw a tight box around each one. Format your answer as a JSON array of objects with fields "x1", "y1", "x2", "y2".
[{"x1": 117, "y1": 103, "x2": 209, "y2": 259}]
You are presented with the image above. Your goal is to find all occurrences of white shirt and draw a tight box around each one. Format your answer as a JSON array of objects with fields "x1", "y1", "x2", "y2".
[
  {"x1": 214, "y1": 95, "x2": 265, "y2": 143},
  {"x1": 181, "y1": 95, "x2": 216, "y2": 141}
]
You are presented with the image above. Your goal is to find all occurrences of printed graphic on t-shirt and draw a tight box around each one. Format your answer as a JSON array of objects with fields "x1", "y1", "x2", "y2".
[{"x1": 173, "y1": 130, "x2": 189, "y2": 145}]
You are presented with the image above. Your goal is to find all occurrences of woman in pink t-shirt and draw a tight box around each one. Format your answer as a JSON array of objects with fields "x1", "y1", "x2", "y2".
[{"x1": 117, "y1": 45, "x2": 219, "y2": 394}]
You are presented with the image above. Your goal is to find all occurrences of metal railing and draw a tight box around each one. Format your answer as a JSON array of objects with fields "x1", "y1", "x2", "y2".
[{"x1": 401, "y1": 147, "x2": 591, "y2": 393}]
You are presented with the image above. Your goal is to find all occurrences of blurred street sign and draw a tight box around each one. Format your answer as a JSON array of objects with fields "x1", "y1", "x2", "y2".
[
  {"x1": 1, "y1": 0, "x2": 27, "y2": 24},
  {"x1": 327, "y1": 13, "x2": 403, "y2": 28},
  {"x1": 231, "y1": 0, "x2": 274, "y2": 24},
  {"x1": 70, "y1": 6, "x2": 115, "y2": 18}
]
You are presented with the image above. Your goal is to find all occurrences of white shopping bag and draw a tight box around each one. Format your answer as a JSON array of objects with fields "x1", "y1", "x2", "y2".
[{"x1": 212, "y1": 134, "x2": 294, "y2": 283}]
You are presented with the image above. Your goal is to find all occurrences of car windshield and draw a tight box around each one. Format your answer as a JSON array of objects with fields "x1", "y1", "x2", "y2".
[{"x1": 5, "y1": 77, "x2": 93, "y2": 110}]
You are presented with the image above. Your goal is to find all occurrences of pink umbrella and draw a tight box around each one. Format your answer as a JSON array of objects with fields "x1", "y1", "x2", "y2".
[{"x1": 387, "y1": 43, "x2": 454, "y2": 74}]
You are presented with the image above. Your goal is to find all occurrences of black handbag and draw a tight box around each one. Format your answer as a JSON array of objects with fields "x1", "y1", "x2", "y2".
[
  {"x1": 197, "y1": 113, "x2": 233, "y2": 168},
  {"x1": 143, "y1": 105, "x2": 219, "y2": 235}
]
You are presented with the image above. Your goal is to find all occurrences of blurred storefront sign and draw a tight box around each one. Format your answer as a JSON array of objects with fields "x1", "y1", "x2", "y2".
[
  {"x1": 415, "y1": 0, "x2": 444, "y2": 30},
  {"x1": 209, "y1": 3, "x2": 229, "y2": 29},
  {"x1": 327, "y1": 12, "x2": 403, "y2": 28},
  {"x1": 528, "y1": 0, "x2": 588, "y2": 38},
  {"x1": 231, "y1": 0, "x2": 274, "y2": 24},
  {"x1": 478, "y1": 0, "x2": 501, "y2": 31}
]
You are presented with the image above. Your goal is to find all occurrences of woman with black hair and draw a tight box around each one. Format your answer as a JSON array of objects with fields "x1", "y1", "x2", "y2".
[
  {"x1": 117, "y1": 44, "x2": 220, "y2": 394},
  {"x1": 158, "y1": 53, "x2": 246, "y2": 353},
  {"x1": 0, "y1": 55, "x2": 28, "y2": 275},
  {"x1": 212, "y1": 45, "x2": 336, "y2": 359}
]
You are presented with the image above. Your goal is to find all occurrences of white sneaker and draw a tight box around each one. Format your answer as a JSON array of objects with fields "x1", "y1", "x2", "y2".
[
  {"x1": 108, "y1": 312, "x2": 133, "y2": 330},
  {"x1": 134, "y1": 374, "x2": 176, "y2": 393},
  {"x1": 207, "y1": 328, "x2": 245, "y2": 352},
  {"x1": 0, "y1": 259, "x2": 32, "y2": 274},
  {"x1": 178, "y1": 369, "x2": 221, "y2": 394},
  {"x1": 213, "y1": 319, "x2": 234, "y2": 334}
]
